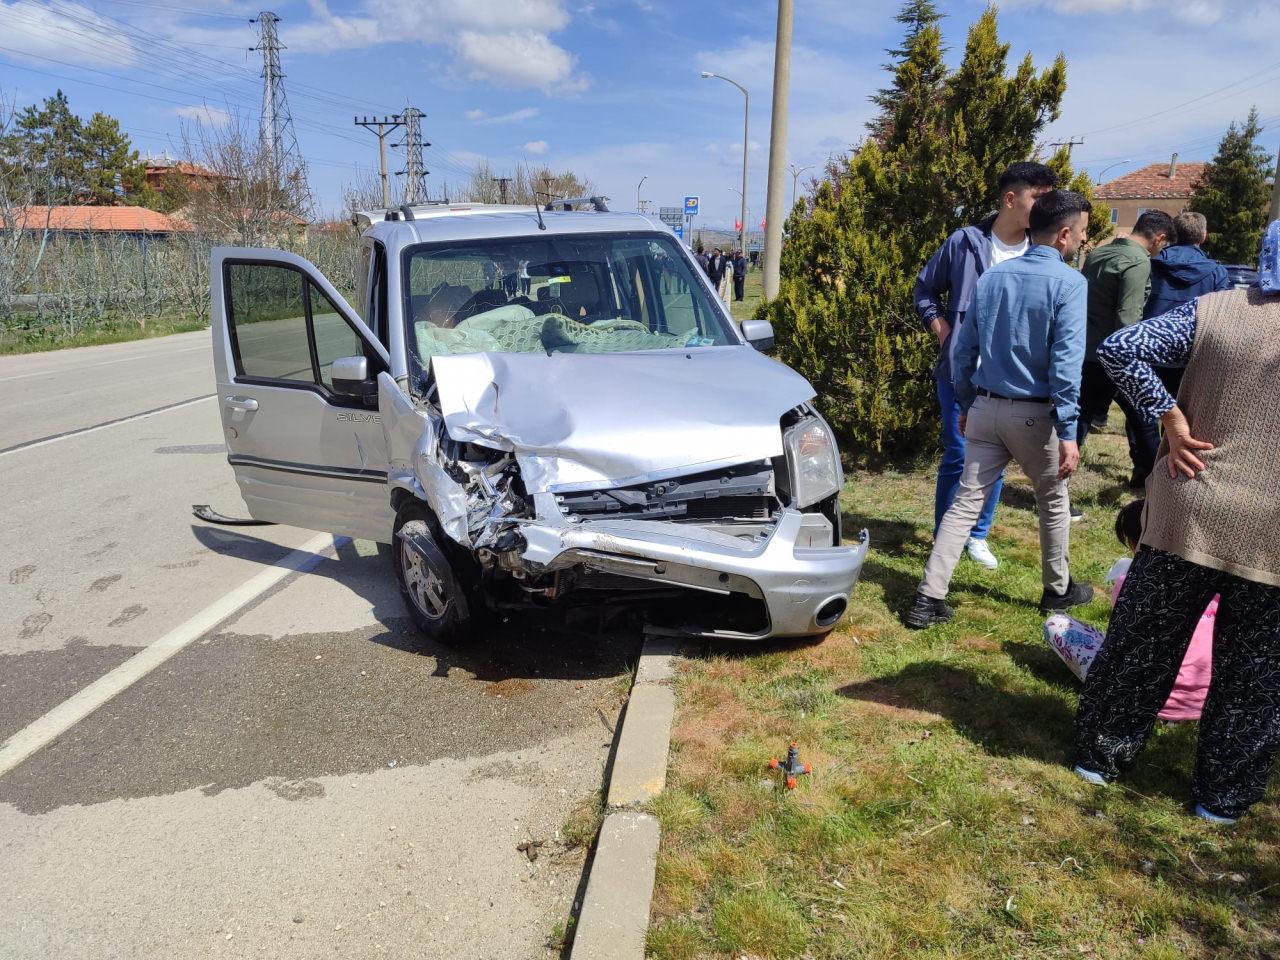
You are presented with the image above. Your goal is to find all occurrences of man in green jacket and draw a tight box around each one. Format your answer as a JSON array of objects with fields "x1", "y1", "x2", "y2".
[{"x1": 1077, "y1": 210, "x2": 1176, "y2": 484}]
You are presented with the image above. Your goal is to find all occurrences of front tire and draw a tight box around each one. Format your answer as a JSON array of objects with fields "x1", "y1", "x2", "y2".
[{"x1": 392, "y1": 504, "x2": 476, "y2": 647}]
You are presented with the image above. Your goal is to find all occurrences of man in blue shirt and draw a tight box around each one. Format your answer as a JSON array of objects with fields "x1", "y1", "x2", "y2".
[
  {"x1": 914, "y1": 162, "x2": 1059, "y2": 571},
  {"x1": 906, "y1": 191, "x2": 1096, "y2": 628}
]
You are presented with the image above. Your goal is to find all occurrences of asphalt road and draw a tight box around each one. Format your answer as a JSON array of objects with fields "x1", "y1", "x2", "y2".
[{"x1": 0, "y1": 332, "x2": 634, "y2": 959}]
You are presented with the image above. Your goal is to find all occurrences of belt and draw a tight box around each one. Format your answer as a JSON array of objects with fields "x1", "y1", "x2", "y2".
[{"x1": 975, "y1": 387, "x2": 1051, "y2": 404}]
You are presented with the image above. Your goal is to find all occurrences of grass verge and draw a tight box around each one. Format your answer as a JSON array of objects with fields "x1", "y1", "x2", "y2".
[
  {"x1": 648, "y1": 425, "x2": 1280, "y2": 959},
  {"x1": 0, "y1": 314, "x2": 209, "y2": 355}
]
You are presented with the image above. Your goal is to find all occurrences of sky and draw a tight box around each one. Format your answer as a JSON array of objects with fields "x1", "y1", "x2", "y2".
[{"x1": 1, "y1": 0, "x2": 1278, "y2": 229}]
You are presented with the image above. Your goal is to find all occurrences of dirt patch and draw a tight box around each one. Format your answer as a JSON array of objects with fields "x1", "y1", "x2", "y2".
[{"x1": 485, "y1": 678, "x2": 536, "y2": 698}]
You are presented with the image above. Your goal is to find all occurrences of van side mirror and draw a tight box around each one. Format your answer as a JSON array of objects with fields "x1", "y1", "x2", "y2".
[
  {"x1": 330, "y1": 356, "x2": 370, "y2": 398},
  {"x1": 741, "y1": 319, "x2": 775, "y2": 353}
]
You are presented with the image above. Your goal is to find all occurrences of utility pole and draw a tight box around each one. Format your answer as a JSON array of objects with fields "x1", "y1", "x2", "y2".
[
  {"x1": 250, "y1": 11, "x2": 304, "y2": 190},
  {"x1": 396, "y1": 106, "x2": 429, "y2": 205},
  {"x1": 492, "y1": 176, "x2": 512, "y2": 203},
  {"x1": 354, "y1": 114, "x2": 404, "y2": 208},
  {"x1": 1269, "y1": 142, "x2": 1280, "y2": 222},
  {"x1": 1047, "y1": 136, "x2": 1085, "y2": 159},
  {"x1": 761, "y1": 0, "x2": 793, "y2": 300},
  {"x1": 541, "y1": 176, "x2": 555, "y2": 202}
]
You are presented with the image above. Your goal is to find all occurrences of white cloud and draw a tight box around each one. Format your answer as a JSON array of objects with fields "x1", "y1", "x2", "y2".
[
  {"x1": 454, "y1": 30, "x2": 587, "y2": 92},
  {"x1": 523, "y1": 139, "x2": 549, "y2": 154},
  {"x1": 466, "y1": 107, "x2": 540, "y2": 124},
  {"x1": 170, "y1": 0, "x2": 588, "y2": 94},
  {"x1": 0, "y1": 0, "x2": 137, "y2": 67},
  {"x1": 174, "y1": 105, "x2": 232, "y2": 128},
  {"x1": 1003, "y1": 0, "x2": 1280, "y2": 26}
]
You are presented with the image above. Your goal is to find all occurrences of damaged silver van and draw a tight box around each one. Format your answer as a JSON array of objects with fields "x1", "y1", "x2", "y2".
[{"x1": 210, "y1": 200, "x2": 868, "y2": 644}]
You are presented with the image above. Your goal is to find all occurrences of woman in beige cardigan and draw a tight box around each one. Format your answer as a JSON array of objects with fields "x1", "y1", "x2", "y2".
[{"x1": 1073, "y1": 219, "x2": 1280, "y2": 824}]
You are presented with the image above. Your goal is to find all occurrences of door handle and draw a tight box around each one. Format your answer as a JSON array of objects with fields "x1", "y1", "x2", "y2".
[{"x1": 224, "y1": 396, "x2": 259, "y2": 421}]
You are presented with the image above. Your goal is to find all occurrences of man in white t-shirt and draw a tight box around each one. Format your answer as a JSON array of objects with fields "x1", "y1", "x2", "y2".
[{"x1": 913, "y1": 162, "x2": 1059, "y2": 573}]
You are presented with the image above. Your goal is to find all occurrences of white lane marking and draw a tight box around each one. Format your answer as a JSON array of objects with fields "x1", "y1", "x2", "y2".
[
  {"x1": 0, "y1": 344, "x2": 208, "y2": 383},
  {"x1": 0, "y1": 394, "x2": 216, "y2": 458},
  {"x1": 0, "y1": 532, "x2": 345, "y2": 778}
]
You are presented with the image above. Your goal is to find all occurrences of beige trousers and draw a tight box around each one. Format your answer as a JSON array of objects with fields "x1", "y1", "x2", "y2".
[{"x1": 920, "y1": 395, "x2": 1071, "y2": 599}]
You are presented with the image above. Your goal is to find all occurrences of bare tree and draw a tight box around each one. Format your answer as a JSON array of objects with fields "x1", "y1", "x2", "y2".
[{"x1": 0, "y1": 89, "x2": 55, "y2": 324}]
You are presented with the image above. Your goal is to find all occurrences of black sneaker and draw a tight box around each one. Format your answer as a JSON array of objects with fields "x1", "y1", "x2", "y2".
[
  {"x1": 1127, "y1": 471, "x2": 1147, "y2": 490},
  {"x1": 1070, "y1": 506, "x2": 1085, "y2": 523},
  {"x1": 1040, "y1": 579, "x2": 1094, "y2": 614},
  {"x1": 904, "y1": 592, "x2": 955, "y2": 629}
]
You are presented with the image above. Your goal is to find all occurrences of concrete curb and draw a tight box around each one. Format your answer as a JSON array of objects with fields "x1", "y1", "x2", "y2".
[{"x1": 569, "y1": 631, "x2": 681, "y2": 960}]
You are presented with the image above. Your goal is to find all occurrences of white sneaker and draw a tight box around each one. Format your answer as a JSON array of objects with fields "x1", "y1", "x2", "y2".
[{"x1": 966, "y1": 537, "x2": 999, "y2": 569}]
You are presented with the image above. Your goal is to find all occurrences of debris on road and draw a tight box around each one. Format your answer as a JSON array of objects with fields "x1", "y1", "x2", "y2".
[{"x1": 517, "y1": 839, "x2": 547, "y2": 862}]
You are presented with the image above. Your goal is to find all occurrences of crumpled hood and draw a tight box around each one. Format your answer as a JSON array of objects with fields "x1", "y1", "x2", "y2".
[
  {"x1": 1152, "y1": 245, "x2": 1221, "y2": 289},
  {"x1": 430, "y1": 347, "x2": 816, "y2": 493}
]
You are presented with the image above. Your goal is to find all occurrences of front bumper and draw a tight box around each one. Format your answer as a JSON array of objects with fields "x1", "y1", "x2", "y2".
[{"x1": 521, "y1": 509, "x2": 869, "y2": 640}]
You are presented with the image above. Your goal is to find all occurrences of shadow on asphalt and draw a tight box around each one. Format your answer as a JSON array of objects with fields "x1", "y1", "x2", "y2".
[{"x1": 190, "y1": 523, "x2": 641, "y2": 685}]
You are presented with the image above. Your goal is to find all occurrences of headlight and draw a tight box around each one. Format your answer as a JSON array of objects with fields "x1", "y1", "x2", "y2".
[{"x1": 783, "y1": 416, "x2": 841, "y2": 508}]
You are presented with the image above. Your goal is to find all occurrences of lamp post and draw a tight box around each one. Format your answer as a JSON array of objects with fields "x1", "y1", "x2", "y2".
[
  {"x1": 701, "y1": 70, "x2": 748, "y2": 255},
  {"x1": 1097, "y1": 159, "x2": 1133, "y2": 184},
  {"x1": 788, "y1": 163, "x2": 814, "y2": 209},
  {"x1": 730, "y1": 187, "x2": 751, "y2": 245},
  {"x1": 636, "y1": 174, "x2": 647, "y2": 213}
]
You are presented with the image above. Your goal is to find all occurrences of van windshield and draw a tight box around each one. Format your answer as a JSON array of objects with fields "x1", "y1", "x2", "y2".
[{"x1": 401, "y1": 231, "x2": 734, "y2": 383}]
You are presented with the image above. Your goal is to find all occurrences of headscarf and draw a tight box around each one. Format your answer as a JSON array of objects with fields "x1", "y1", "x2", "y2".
[{"x1": 1261, "y1": 218, "x2": 1280, "y2": 293}]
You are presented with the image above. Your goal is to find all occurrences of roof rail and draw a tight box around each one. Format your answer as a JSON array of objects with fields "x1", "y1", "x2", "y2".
[{"x1": 543, "y1": 196, "x2": 610, "y2": 213}]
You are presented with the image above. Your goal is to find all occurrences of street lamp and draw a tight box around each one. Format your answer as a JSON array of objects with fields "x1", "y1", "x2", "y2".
[
  {"x1": 730, "y1": 187, "x2": 751, "y2": 243},
  {"x1": 636, "y1": 174, "x2": 647, "y2": 213},
  {"x1": 788, "y1": 163, "x2": 814, "y2": 209},
  {"x1": 1097, "y1": 159, "x2": 1133, "y2": 184},
  {"x1": 701, "y1": 70, "x2": 748, "y2": 254}
]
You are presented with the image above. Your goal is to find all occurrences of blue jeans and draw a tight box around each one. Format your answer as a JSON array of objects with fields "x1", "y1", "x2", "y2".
[{"x1": 935, "y1": 374, "x2": 1004, "y2": 539}]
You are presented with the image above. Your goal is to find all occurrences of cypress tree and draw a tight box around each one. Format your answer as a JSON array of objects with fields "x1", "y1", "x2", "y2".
[
  {"x1": 764, "y1": 3, "x2": 1066, "y2": 460},
  {"x1": 1189, "y1": 108, "x2": 1272, "y2": 264}
]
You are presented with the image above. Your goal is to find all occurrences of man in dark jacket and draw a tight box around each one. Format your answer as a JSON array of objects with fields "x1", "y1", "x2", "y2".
[
  {"x1": 1143, "y1": 211, "x2": 1232, "y2": 404},
  {"x1": 707, "y1": 248, "x2": 725, "y2": 287},
  {"x1": 732, "y1": 251, "x2": 747, "y2": 301},
  {"x1": 1078, "y1": 210, "x2": 1176, "y2": 485},
  {"x1": 1144, "y1": 212, "x2": 1231, "y2": 319},
  {"x1": 913, "y1": 161, "x2": 1058, "y2": 570}
]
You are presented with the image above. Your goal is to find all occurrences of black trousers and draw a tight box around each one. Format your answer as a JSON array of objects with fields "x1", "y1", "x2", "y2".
[
  {"x1": 1075, "y1": 360, "x2": 1160, "y2": 481},
  {"x1": 733, "y1": 276, "x2": 745, "y2": 301},
  {"x1": 1074, "y1": 547, "x2": 1280, "y2": 819}
]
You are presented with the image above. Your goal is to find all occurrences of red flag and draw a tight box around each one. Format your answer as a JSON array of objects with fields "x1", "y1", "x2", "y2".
[
  {"x1": 734, "y1": 219, "x2": 741, "y2": 231},
  {"x1": 760, "y1": 218, "x2": 767, "y2": 229}
]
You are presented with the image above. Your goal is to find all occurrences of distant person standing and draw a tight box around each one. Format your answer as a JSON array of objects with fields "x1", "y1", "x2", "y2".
[
  {"x1": 717, "y1": 249, "x2": 733, "y2": 303},
  {"x1": 906, "y1": 190, "x2": 1095, "y2": 629},
  {"x1": 914, "y1": 161, "x2": 1059, "y2": 571},
  {"x1": 732, "y1": 250, "x2": 747, "y2": 301},
  {"x1": 706, "y1": 247, "x2": 724, "y2": 291},
  {"x1": 1143, "y1": 211, "x2": 1231, "y2": 401},
  {"x1": 1078, "y1": 210, "x2": 1177, "y2": 485}
]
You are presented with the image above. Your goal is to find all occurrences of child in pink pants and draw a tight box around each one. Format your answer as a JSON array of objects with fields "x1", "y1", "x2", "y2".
[{"x1": 1043, "y1": 500, "x2": 1214, "y2": 722}]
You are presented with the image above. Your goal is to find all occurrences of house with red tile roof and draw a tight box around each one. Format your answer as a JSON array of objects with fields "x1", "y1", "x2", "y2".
[
  {"x1": 1094, "y1": 154, "x2": 1205, "y2": 237},
  {"x1": 6, "y1": 205, "x2": 190, "y2": 237}
]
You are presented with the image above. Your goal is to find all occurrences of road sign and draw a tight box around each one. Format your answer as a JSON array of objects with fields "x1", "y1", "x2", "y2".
[
  {"x1": 684, "y1": 196, "x2": 699, "y2": 216},
  {"x1": 658, "y1": 206, "x2": 684, "y2": 226},
  {"x1": 672, "y1": 223, "x2": 684, "y2": 239}
]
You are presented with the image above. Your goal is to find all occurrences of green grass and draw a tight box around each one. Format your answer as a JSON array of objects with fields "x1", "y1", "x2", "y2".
[
  {"x1": 648, "y1": 424, "x2": 1280, "y2": 959},
  {"x1": 729, "y1": 268, "x2": 765, "y2": 324},
  {"x1": 0, "y1": 313, "x2": 209, "y2": 355}
]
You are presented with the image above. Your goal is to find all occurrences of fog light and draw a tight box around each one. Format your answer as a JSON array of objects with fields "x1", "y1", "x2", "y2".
[{"x1": 815, "y1": 596, "x2": 847, "y2": 627}]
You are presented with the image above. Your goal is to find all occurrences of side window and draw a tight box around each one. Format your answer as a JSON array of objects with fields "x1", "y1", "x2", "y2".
[
  {"x1": 355, "y1": 242, "x2": 372, "y2": 322},
  {"x1": 370, "y1": 242, "x2": 390, "y2": 348},
  {"x1": 226, "y1": 261, "x2": 375, "y2": 397},
  {"x1": 227, "y1": 264, "x2": 313, "y2": 382},
  {"x1": 311, "y1": 282, "x2": 364, "y2": 391}
]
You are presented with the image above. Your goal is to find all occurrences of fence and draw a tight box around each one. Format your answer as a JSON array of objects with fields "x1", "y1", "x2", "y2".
[{"x1": 0, "y1": 225, "x2": 363, "y2": 345}]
